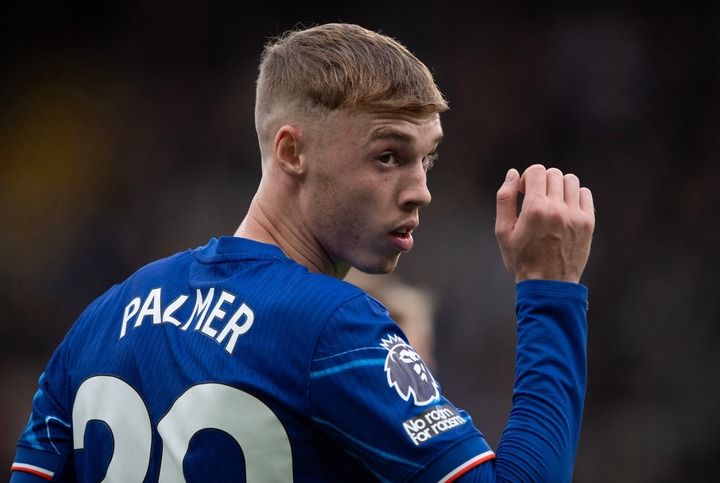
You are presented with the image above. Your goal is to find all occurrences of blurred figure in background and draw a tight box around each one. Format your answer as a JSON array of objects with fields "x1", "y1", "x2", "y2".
[{"x1": 345, "y1": 269, "x2": 437, "y2": 372}]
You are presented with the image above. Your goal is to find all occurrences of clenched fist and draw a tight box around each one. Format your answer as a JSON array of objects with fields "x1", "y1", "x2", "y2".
[{"x1": 495, "y1": 164, "x2": 595, "y2": 284}]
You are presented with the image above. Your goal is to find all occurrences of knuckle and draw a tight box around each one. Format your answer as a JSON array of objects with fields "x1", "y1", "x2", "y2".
[
  {"x1": 496, "y1": 185, "x2": 512, "y2": 202},
  {"x1": 524, "y1": 198, "x2": 562, "y2": 221},
  {"x1": 494, "y1": 226, "x2": 509, "y2": 242},
  {"x1": 581, "y1": 215, "x2": 596, "y2": 231}
]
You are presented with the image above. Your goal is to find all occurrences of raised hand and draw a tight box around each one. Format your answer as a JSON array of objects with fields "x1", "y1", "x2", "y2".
[{"x1": 495, "y1": 164, "x2": 595, "y2": 283}]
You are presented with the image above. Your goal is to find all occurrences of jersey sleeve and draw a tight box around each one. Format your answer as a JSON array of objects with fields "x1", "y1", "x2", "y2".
[
  {"x1": 11, "y1": 346, "x2": 76, "y2": 482},
  {"x1": 456, "y1": 279, "x2": 589, "y2": 482},
  {"x1": 308, "y1": 293, "x2": 495, "y2": 482}
]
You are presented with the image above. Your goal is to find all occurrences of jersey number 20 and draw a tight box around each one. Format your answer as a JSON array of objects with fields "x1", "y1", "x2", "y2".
[{"x1": 73, "y1": 375, "x2": 293, "y2": 482}]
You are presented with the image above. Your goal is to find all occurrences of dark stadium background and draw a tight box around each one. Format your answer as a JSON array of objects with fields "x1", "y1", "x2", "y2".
[{"x1": 2, "y1": 2, "x2": 718, "y2": 481}]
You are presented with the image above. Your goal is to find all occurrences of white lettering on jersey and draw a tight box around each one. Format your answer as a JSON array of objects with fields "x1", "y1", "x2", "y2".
[
  {"x1": 119, "y1": 287, "x2": 255, "y2": 355},
  {"x1": 201, "y1": 291, "x2": 236, "y2": 338},
  {"x1": 183, "y1": 288, "x2": 215, "y2": 331},
  {"x1": 402, "y1": 404, "x2": 467, "y2": 446},
  {"x1": 216, "y1": 303, "x2": 254, "y2": 355},
  {"x1": 163, "y1": 295, "x2": 189, "y2": 326},
  {"x1": 137, "y1": 288, "x2": 163, "y2": 326}
]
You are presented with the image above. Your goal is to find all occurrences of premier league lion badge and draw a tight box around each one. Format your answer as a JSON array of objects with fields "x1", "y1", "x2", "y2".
[{"x1": 380, "y1": 334, "x2": 439, "y2": 406}]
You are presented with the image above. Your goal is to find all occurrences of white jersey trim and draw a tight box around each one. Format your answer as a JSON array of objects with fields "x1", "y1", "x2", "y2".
[
  {"x1": 11, "y1": 462, "x2": 55, "y2": 480},
  {"x1": 438, "y1": 450, "x2": 496, "y2": 483}
]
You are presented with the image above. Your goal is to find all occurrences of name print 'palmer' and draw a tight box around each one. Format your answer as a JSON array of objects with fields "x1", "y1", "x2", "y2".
[{"x1": 120, "y1": 286, "x2": 255, "y2": 355}]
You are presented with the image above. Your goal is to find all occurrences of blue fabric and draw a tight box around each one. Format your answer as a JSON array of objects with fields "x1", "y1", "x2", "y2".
[
  {"x1": 12, "y1": 237, "x2": 508, "y2": 482},
  {"x1": 456, "y1": 280, "x2": 588, "y2": 482}
]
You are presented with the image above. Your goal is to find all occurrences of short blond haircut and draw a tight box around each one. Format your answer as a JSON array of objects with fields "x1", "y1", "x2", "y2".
[{"x1": 255, "y1": 23, "x2": 448, "y2": 148}]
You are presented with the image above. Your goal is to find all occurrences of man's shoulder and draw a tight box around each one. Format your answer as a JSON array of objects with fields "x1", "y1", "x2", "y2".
[{"x1": 263, "y1": 268, "x2": 368, "y2": 315}]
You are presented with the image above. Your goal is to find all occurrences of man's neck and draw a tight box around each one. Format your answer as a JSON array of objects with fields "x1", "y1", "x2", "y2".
[{"x1": 234, "y1": 198, "x2": 345, "y2": 278}]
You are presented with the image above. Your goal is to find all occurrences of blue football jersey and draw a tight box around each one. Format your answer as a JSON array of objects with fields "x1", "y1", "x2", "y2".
[{"x1": 11, "y1": 237, "x2": 497, "y2": 482}]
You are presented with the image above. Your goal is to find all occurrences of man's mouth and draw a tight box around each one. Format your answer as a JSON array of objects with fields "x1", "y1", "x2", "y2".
[{"x1": 391, "y1": 228, "x2": 411, "y2": 239}]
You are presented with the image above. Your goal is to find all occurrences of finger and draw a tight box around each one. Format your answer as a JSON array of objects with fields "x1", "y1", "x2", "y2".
[
  {"x1": 564, "y1": 173, "x2": 580, "y2": 207},
  {"x1": 521, "y1": 164, "x2": 547, "y2": 198},
  {"x1": 495, "y1": 168, "x2": 520, "y2": 238},
  {"x1": 546, "y1": 167, "x2": 564, "y2": 200},
  {"x1": 579, "y1": 186, "x2": 594, "y2": 214}
]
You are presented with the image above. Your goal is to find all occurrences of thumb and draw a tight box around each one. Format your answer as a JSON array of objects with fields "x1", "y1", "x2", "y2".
[{"x1": 495, "y1": 168, "x2": 520, "y2": 240}]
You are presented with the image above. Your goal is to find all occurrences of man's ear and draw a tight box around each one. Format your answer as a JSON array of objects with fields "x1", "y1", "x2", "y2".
[{"x1": 273, "y1": 125, "x2": 306, "y2": 178}]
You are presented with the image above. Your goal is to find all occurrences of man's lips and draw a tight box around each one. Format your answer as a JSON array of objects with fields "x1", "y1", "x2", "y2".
[
  {"x1": 389, "y1": 226, "x2": 416, "y2": 251},
  {"x1": 391, "y1": 220, "x2": 419, "y2": 237}
]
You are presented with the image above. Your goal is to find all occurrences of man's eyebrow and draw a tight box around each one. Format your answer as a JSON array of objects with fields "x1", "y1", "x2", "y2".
[
  {"x1": 369, "y1": 127, "x2": 444, "y2": 146},
  {"x1": 369, "y1": 127, "x2": 414, "y2": 143}
]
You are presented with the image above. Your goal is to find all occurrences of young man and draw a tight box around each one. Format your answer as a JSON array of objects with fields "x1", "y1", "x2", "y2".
[{"x1": 11, "y1": 23, "x2": 594, "y2": 482}]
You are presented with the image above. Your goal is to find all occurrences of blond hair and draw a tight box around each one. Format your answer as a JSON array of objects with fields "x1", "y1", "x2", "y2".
[{"x1": 255, "y1": 23, "x2": 448, "y2": 148}]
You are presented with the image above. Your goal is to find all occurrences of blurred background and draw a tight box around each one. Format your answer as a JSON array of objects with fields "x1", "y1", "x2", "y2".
[{"x1": 1, "y1": 1, "x2": 718, "y2": 481}]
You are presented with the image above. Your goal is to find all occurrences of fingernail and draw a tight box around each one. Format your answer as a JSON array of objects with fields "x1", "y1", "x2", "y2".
[{"x1": 505, "y1": 170, "x2": 516, "y2": 183}]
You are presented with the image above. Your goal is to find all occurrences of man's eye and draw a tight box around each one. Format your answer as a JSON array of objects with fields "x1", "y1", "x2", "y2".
[{"x1": 378, "y1": 152, "x2": 398, "y2": 165}]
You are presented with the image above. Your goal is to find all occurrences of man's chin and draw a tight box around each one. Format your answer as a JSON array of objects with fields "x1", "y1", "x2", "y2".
[{"x1": 354, "y1": 255, "x2": 401, "y2": 275}]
